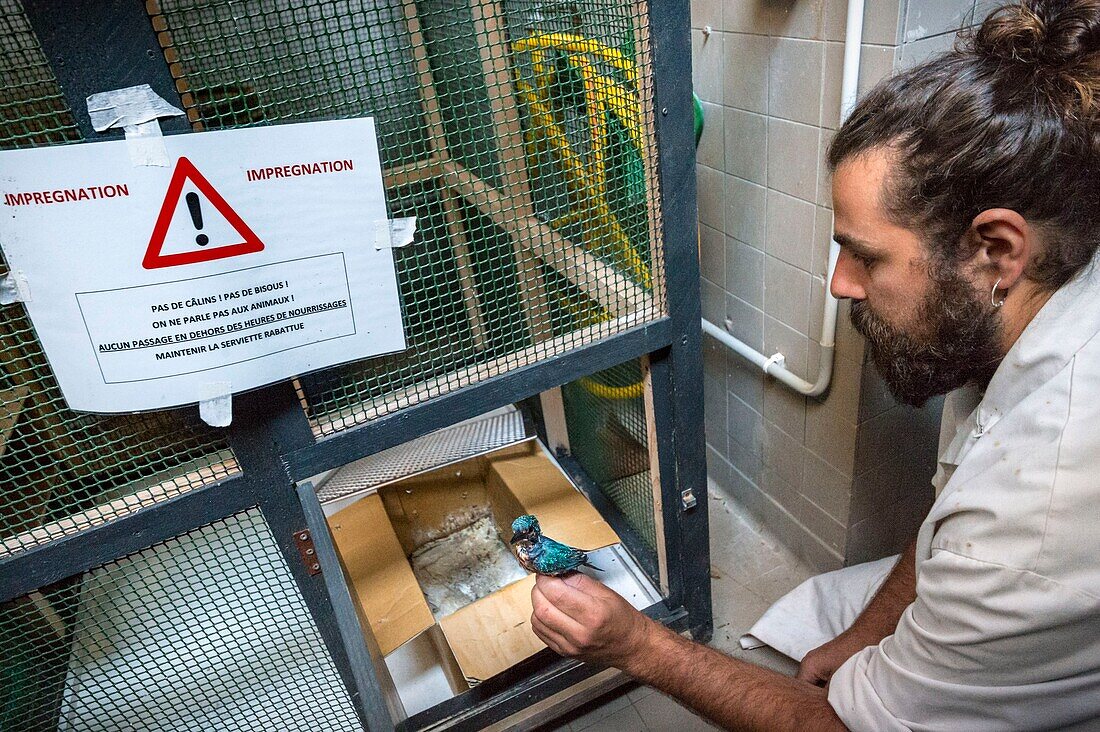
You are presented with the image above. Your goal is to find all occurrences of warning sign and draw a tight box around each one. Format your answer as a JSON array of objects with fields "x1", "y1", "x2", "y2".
[
  {"x1": 143, "y1": 156, "x2": 265, "y2": 269},
  {"x1": 0, "y1": 118, "x2": 406, "y2": 413},
  {"x1": 77, "y1": 254, "x2": 353, "y2": 384}
]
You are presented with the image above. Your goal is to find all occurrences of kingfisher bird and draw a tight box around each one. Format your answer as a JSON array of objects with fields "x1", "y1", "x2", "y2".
[{"x1": 509, "y1": 514, "x2": 602, "y2": 576}]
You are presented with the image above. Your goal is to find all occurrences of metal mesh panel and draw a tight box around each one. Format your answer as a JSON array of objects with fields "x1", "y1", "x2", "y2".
[
  {"x1": 0, "y1": 0, "x2": 80, "y2": 149},
  {"x1": 562, "y1": 359, "x2": 656, "y2": 552},
  {"x1": 317, "y1": 407, "x2": 527, "y2": 503},
  {"x1": 0, "y1": 2, "x2": 237, "y2": 559},
  {"x1": 150, "y1": 0, "x2": 665, "y2": 436},
  {"x1": 1, "y1": 508, "x2": 363, "y2": 731},
  {"x1": 152, "y1": 0, "x2": 429, "y2": 160}
]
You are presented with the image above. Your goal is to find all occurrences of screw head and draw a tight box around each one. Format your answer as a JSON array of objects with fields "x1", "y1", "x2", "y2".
[
  {"x1": 311, "y1": 563, "x2": 320, "y2": 571},
  {"x1": 306, "y1": 548, "x2": 315, "y2": 555},
  {"x1": 298, "y1": 532, "x2": 308, "y2": 541},
  {"x1": 661, "y1": 107, "x2": 668, "y2": 115}
]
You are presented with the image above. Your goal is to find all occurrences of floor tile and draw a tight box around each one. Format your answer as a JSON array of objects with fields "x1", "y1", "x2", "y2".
[
  {"x1": 569, "y1": 691, "x2": 632, "y2": 731},
  {"x1": 710, "y1": 580, "x2": 770, "y2": 648},
  {"x1": 592, "y1": 704, "x2": 647, "y2": 731},
  {"x1": 724, "y1": 538, "x2": 787, "y2": 586},
  {"x1": 705, "y1": 476, "x2": 811, "y2": 679},
  {"x1": 626, "y1": 683, "x2": 658, "y2": 704},
  {"x1": 634, "y1": 692, "x2": 720, "y2": 731},
  {"x1": 753, "y1": 562, "x2": 815, "y2": 605}
]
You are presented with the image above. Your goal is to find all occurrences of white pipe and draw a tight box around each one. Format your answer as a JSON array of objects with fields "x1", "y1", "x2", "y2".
[{"x1": 702, "y1": 0, "x2": 864, "y2": 398}]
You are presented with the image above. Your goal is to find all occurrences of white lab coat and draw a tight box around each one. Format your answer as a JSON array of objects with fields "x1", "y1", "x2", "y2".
[{"x1": 826, "y1": 259, "x2": 1100, "y2": 730}]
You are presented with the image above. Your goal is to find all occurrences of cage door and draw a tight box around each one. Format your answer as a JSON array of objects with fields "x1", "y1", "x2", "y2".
[{"x1": 297, "y1": 481, "x2": 405, "y2": 730}]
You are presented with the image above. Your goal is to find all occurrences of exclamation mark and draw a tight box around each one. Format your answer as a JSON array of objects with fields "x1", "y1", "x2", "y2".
[{"x1": 186, "y1": 192, "x2": 208, "y2": 246}]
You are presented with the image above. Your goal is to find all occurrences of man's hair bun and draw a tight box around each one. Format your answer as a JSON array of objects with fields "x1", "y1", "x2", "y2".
[
  {"x1": 970, "y1": 0, "x2": 1100, "y2": 69},
  {"x1": 829, "y1": 0, "x2": 1100, "y2": 294}
]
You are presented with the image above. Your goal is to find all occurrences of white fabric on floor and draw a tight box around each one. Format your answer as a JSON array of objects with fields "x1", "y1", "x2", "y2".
[{"x1": 739, "y1": 555, "x2": 898, "y2": 662}]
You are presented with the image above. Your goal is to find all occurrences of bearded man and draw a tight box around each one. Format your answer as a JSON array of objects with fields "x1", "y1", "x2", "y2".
[{"x1": 528, "y1": 1, "x2": 1100, "y2": 729}]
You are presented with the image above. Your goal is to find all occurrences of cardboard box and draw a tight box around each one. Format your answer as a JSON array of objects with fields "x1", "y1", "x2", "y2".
[{"x1": 327, "y1": 441, "x2": 622, "y2": 685}]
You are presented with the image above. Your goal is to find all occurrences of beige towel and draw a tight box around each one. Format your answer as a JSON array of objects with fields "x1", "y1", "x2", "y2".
[{"x1": 739, "y1": 555, "x2": 898, "y2": 661}]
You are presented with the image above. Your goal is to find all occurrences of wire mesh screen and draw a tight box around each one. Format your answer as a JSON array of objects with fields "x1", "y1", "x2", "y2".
[
  {"x1": 1, "y1": 508, "x2": 363, "y2": 731},
  {"x1": 0, "y1": 0, "x2": 80, "y2": 150},
  {"x1": 561, "y1": 360, "x2": 656, "y2": 554},
  {"x1": 0, "y1": 1, "x2": 237, "y2": 560},
  {"x1": 150, "y1": 0, "x2": 665, "y2": 435}
]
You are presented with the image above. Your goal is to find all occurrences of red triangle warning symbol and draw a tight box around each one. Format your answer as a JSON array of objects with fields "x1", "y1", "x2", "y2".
[{"x1": 143, "y1": 156, "x2": 264, "y2": 269}]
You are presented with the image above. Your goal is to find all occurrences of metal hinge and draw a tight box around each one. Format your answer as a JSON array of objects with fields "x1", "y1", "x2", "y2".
[
  {"x1": 681, "y1": 488, "x2": 697, "y2": 511},
  {"x1": 294, "y1": 529, "x2": 322, "y2": 575}
]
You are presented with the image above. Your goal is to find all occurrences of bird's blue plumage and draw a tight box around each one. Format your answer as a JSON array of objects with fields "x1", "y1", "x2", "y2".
[
  {"x1": 510, "y1": 513, "x2": 601, "y2": 576},
  {"x1": 511, "y1": 514, "x2": 540, "y2": 535}
]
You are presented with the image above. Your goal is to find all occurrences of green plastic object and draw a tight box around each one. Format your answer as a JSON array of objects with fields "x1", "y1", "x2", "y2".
[{"x1": 693, "y1": 92, "x2": 704, "y2": 148}]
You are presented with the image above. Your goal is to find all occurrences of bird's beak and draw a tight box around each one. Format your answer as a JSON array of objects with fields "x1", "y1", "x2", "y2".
[{"x1": 509, "y1": 532, "x2": 523, "y2": 545}]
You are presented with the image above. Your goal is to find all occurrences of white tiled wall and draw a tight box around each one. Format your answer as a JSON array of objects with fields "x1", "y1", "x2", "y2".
[{"x1": 697, "y1": 0, "x2": 998, "y2": 569}]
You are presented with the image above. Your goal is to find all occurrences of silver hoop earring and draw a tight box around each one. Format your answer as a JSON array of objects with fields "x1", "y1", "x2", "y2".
[{"x1": 991, "y1": 277, "x2": 1005, "y2": 308}]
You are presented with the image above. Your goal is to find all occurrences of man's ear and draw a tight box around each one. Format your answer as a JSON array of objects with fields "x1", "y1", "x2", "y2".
[{"x1": 969, "y1": 208, "x2": 1032, "y2": 290}]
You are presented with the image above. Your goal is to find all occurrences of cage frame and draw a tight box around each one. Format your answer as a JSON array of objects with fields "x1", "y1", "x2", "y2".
[{"x1": 0, "y1": 0, "x2": 708, "y2": 729}]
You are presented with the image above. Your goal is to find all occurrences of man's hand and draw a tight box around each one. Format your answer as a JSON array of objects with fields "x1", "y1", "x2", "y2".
[
  {"x1": 798, "y1": 540, "x2": 918, "y2": 686},
  {"x1": 530, "y1": 572, "x2": 845, "y2": 730},
  {"x1": 530, "y1": 572, "x2": 652, "y2": 668},
  {"x1": 797, "y1": 633, "x2": 869, "y2": 686}
]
